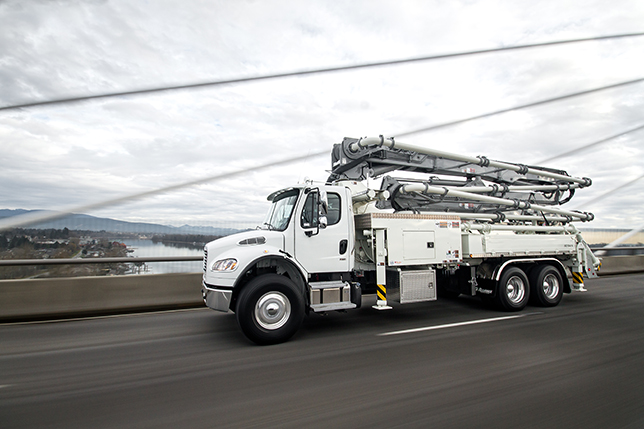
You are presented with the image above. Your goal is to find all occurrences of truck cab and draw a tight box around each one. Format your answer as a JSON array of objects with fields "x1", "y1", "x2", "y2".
[{"x1": 202, "y1": 183, "x2": 356, "y2": 344}]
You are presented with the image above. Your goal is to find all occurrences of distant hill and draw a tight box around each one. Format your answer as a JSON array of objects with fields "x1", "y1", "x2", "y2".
[{"x1": 0, "y1": 209, "x2": 241, "y2": 236}]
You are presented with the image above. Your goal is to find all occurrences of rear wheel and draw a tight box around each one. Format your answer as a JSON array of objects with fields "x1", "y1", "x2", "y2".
[
  {"x1": 529, "y1": 265, "x2": 563, "y2": 307},
  {"x1": 236, "y1": 274, "x2": 305, "y2": 345},
  {"x1": 494, "y1": 267, "x2": 530, "y2": 311}
]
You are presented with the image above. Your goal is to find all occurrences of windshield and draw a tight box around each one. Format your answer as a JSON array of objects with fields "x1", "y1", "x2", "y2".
[{"x1": 262, "y1": 189, "x2": 299, "y2": 231}]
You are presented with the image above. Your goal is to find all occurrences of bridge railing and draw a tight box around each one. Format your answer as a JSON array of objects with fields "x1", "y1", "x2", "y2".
[
  {"x1": 0, "y1": 253, "x2": 642, "y2": 322},
  {"x1": 0, "y1": 256, "x2": 202, "y2": 267},
  {"x1": 593, "y1": 246, "x2": 644, "y2": 256}
]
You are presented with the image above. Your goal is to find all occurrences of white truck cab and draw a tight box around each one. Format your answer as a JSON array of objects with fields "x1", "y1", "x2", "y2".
[{"x1": 202, "y1": 184, "x2": 358, "y2": 344}]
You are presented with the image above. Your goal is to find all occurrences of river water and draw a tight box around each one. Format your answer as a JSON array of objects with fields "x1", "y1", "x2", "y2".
[{"x1": 121, "y1": 239, "x2": 204, "y2": 275}]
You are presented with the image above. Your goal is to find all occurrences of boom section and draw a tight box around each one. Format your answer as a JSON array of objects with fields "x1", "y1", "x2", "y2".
[{"x1": 329, "y1": 136, "x2": 593, "y2": 223}]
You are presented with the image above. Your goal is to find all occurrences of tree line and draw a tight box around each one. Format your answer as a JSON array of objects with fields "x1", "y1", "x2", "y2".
[
  {"x1": 0, "y1": 228, "x2": 71, "y2": 250},
  {"x1": 150, "y1": 234, "x2": 221, "y2": 249}
]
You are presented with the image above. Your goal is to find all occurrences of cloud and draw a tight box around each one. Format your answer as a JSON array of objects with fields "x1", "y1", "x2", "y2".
[{"x1": 0, "y1": 0, "x2": 643, "y2": 230}]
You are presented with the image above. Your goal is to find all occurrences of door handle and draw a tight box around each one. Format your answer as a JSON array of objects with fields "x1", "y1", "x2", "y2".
[{"x1": 339, "y1": 239, "x2": 348, "y2": 255}]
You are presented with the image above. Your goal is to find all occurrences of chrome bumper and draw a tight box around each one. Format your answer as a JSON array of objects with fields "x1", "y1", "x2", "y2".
[{"x1": 202, "y1": 283, "x2": 233, "y2": 312}]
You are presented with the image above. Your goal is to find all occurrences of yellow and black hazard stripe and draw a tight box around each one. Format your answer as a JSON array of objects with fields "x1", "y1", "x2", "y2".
[
  {"x1": 377, "y1": 284, "x2": 387, "y2": 301},
  {"x1": 572, "y1": 272, "x2": 584, "y2": 284}
]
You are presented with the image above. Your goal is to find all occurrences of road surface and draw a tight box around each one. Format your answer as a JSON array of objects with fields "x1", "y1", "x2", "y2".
[{"x1": 1, "y1": 274, "x2": 643, "y2": 428}]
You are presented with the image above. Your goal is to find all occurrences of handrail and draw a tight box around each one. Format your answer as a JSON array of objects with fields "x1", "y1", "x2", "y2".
[
  {"x1": 0, "y1": 256, "x2": 202, "y2": 267},
  {"x1": 593, "y1": 246, "x2": 644, "y2": 256}
]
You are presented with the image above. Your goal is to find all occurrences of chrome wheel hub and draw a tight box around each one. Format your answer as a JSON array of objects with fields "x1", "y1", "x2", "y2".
[
  {"x1": 506, "y1": 276, "x2": 526, "y2": 304},
  {"x1": 542, "y1": 273, "x2": 560, "y2": 300},
  {"x1": 255, "y1": 292, "x2": 291, "y2": 330}
]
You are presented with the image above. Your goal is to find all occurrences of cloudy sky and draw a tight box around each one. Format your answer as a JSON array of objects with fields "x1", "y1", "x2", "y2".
[{"x1": 1, "y1": 0, "x2": 643, "y2": 230}]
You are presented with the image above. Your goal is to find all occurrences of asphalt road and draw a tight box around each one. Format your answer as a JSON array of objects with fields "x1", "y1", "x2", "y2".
[{"x1": 1, "y1": 274, "x2": 643, "y2": 428}]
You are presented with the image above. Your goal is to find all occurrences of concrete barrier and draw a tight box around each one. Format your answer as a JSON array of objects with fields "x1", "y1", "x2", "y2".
[
  {"x1": 597, "y1": 255, "x2": 644, "y2": 276},
  {"x1": 0, "y1": 273, "x2": 203, "y2": 322},
  {"x1": 1, "y1": 255, "x2": 643, "y2": 322}
]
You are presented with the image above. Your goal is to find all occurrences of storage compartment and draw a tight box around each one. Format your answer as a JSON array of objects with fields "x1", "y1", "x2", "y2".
[
  {"x1": 309, "y1": 281, "x2": 355, "y2": 312},
  {"x1": 355, "y1": 213, "x2": 462, "y2": 266},
  {"x1": 387, "y1": 269, "x2": 437, "y2": 304},
  {"x1": 403, "y1": 230, "x2": 436, "y2": 260}
]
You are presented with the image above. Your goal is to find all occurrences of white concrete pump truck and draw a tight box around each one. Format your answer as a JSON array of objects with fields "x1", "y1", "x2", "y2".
[{"x1": 202, "y1": 136, "x2": 601, "y2": 344}]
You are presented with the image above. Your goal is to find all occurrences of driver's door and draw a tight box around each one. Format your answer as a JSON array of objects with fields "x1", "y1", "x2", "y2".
[{"x1": 294, "y1": 189, "x2": 352, "y2": 274}]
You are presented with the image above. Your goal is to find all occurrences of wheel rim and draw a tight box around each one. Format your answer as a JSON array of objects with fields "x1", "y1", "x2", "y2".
[
  {"x1": 505, "y1": 275, "x2": 526, "y2": 304},
  {"x1": 541, "y1": 273, "x2": 560, "y2": 300},
  {"x1": 255, "y1": 292, "x2": 291, "y2": 330}
]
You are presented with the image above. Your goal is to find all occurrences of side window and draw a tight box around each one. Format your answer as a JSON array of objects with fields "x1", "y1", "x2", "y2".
[
  {"x1": 300, "y1": 193, "x2": 318, "y2": 228},
  {"x1": 327, "y1": 193, "x2": 341, "y2": 226},
  {"x1": 300, "y1": 191, "x2": 341, "y2": 228}
]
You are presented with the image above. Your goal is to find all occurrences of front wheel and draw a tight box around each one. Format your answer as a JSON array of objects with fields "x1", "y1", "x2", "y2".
[
  {"x1": 494, "y1": 267, "x2": 530, "y2": 311},
  {"x1": 236, "y1": 274, "x2": 305, "y2": 345}
]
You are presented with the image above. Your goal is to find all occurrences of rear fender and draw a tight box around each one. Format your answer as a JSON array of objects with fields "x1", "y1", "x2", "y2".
[{"x1": 492, "y1": 258, "x2": 571, "y2": 294}]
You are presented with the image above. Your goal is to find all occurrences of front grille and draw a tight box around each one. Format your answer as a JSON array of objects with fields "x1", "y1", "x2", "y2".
[{"x1": 203, "y1": 247, "x2": 208, "y2": 272}]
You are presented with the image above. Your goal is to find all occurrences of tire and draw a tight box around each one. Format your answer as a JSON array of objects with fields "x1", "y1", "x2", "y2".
[
  {"x1": 494, "y1": 266, "x2": 530, "y2": 311},
  {"x1": 529, "y1": 265, "x2": 563, "y2": 307},
  {"x1": 236, "y1": 274, "x2": 305, "y2": 345}
]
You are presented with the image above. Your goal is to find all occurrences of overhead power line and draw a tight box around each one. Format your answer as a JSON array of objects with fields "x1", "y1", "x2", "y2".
[
  {"x1": 1, "y1": 32, "x2": 643, "y2": 112},
  {"x1": 395, "y1": 77, "x2": 644, "y2": 137},
  {"x1": 537, "y1": 123, "x2": 644, "y2": 164}
]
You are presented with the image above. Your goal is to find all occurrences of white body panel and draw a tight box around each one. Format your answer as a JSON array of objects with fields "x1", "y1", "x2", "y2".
[
  {"x1": 355, "y1": 213, "x2": 463, "y2": 266},
  {"x1": 356, "y1": 212, "x2": 584, "y2": 268},
  {"x1": 203, "y1": 230, "x2": 286, "y2": 288},
  {"x1": 482, "y1": 232, "x2": 576, "y2": 256},
  {"x1": 462, "y1": 232, "x2": 577, "y2": 258}
]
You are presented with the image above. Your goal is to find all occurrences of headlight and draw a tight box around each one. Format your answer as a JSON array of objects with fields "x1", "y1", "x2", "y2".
[{"x1": 211, "y1": 258, "x2": 238, "y2": 271}]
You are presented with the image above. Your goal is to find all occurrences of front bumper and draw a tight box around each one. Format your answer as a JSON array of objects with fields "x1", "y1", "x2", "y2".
[{"x1": 202, "y1": 282, "x2": 233, "y2": 312}]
